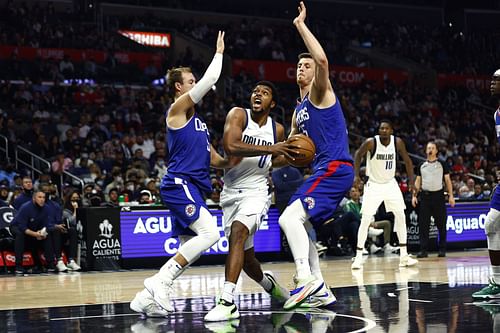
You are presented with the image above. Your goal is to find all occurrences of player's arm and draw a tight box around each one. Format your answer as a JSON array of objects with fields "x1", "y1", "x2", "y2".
[
  {"x1": 396, "y1": 137, "x2": 415, "y2": 191},
  {"x1": 272, "y1": 123, "x2": 289, "y2": 168},
  {"x1": 411, "y1": 175, "x2": 421, "y2": 207},
  {"x1": 293, "y1": 1, "x2": 335, "y2": 108},
  {"x1": 223, "y1": 108, "x2": 297, "y2": 159},
  {"x1": 167, "y1": 31, "x2": 225, "y2": 128},
  {"x1": 210, "y1": 144, "x2": 237, "y2": 169},
  {"x1": 444, "y1": 168, "x2": 456, "y2": 207},
  {"x1": 288, "y1": 110, "x2": 300, "y2": 138},
  {"x1": 353, "y1": 138, "x2": 373, "y2": 187}
]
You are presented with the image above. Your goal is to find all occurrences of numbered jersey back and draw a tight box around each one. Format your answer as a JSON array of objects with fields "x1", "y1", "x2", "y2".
[
  {"x1": 223, "y1": 109, "x2": 277, "y2": 190},
  {"x1": 366, "y1": 135, "x2": 396, "y2": 183}
]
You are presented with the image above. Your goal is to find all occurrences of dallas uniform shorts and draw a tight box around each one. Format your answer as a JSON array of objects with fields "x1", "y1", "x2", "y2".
[
  {"x1": 361, "y1": 178, "x2": 406, "y2": 217},
  {"x1": 289, "y1": 161, "x2": 354, "y2": 226},
  {"x1": 220, "y1": 187, "x2": 271, "y2": 251},
  {"x1": 160, "y1": 176, "x2": 211, "y2": 237}
]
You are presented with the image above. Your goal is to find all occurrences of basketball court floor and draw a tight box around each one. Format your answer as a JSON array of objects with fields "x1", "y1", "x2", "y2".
[{"x1": 0, "y1": 249, "x2": 497, "y2": 332}]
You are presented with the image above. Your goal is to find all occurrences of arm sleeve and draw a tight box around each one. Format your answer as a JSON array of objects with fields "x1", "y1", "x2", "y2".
[{"x1": 188, "y1": 53, "x2": 223, "y2": 104}]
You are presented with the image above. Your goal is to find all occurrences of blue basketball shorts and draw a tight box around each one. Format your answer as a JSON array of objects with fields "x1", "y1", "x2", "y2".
[
  {"x1": 288, "y1": 161, "x2": 354, "y2": 226},
  {"x1": 160, "y1": 176, "x2": 211, "y2": 237}
]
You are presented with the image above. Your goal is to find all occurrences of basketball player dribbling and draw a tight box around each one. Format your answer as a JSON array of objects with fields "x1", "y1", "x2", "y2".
[
  {"x1": 278, "y1": 1, "x2": 354, "y2": 310},
  {"x1": 130, "y1": 31, "x2": 233, "y2": 317},
  {"x1": 205, "y1": 81, "x2": 297, "y2": 321}
]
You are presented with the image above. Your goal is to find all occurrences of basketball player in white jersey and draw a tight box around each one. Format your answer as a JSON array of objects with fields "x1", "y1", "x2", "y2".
[
  {"x1": 351, "y1": 120, "x2": 417, "y2": 269},
  {"x1": 204, "y1": 81, "x2": 297, "y2": 321}
]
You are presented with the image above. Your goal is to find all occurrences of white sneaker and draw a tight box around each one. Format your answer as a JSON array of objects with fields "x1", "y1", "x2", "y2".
[
  {"x1": 298, "y1": 284, "x2": 337, "y2": 308},
  {"x1": 369, "y1": 244, "x2": 382, "y2": 254},
  {"x1": 368, "y1": 227, "x2": 383, "y2": 237},
  {"x1": 351, "y1": 256, "x2": 363, "y2": 270},
  {"x1": 66, "y1": 260, "x2": 81, "y2": 271},
  {"x1": 204, "y1": 299, "x2": 240, "y2": 322},
  {"x1": 264, "y1": 271, "x2": 290, "y2": 303},
  {"x1": 284, "y1": 276, "x2": 324, "y2": 310},
  {"x1": 362, "y1": 248, "x2": 369, "y2": 255},
  {"x1": 56, "y1": 260, "x2": 68, "y2": 272},
  {"x1": 130, "y1": 290, "x2": 170, "y2": 317},
  {"x1": 314, "y1": 241, "x2": 328, "y2": 253},
  {"x1": 144, "y1": 276, "x2": 174, "y2": 312},
  {"x1": 383, "y1": 243, "x2": 399, "y2": 254},
  {"x1": 399, "y1": 254, "x2": 418, "y2": 267}
]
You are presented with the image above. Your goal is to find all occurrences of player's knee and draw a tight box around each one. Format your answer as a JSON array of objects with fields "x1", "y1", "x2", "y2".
[
  {"x1": 279, "y1": 199, "x2": 305, "y2": 230},
  {"x1": 230, "y1": 222, "x2": 249, "y2": 244}
]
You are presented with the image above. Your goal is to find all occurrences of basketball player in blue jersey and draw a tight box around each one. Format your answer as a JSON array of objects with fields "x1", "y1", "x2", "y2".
[
  {"x1": 279, "y1": 1, "x2": 354, "y2": 310},
  {"x1": 205, "y1": 81, "x2": 297, "y2": 321},
  {"x1": 130, "y1": 31, "x2": 233, "y2": 317},
  {"x1": 473, "y1": 69, "x2": 500, "y2": 300}
]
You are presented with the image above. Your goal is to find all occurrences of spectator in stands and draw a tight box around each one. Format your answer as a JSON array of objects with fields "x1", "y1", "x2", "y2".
[
  {"x1": 59, "y1": 55, "x2": 75, "y2": 79},
  {"x1": 271, "y1": 165, "x2": 304, "y2": 214},
  {"x1": 61, "y1": 190, "x2": 82, "y2": 271},
  {"x1": 51, "y1": 149, "x2": 73, "y2": 176},
  {"x1": 471, "y1": 184, "x2": 486, "y2": 200},
  {"x1": 0, "y1": 163, "x2": 18, "y2": 187},
  {"x1": 12, "y1": 176, "x2": 34, "y2": 210},
  {"x1": 39, "y1": 183, "x2": 69, "y2": 272},
  {"x1": 0, "y1": 183, "x2": 11, "y2": 205},
  {"x1": 10, "y1": 190, "x2": 54, "y2": 274},
  {"x1": 104, "y1": 188, "x2": 120, "y2": 207},
  {"x1": 138, "y1": 190, "x2": 153, "y2": 205}
]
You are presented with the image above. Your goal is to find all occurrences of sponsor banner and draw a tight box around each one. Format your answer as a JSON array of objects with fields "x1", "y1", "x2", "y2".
[
  {"x1": 437, "y1": 73, "x2": 491, "y2": 91},
  {"x1": 445, "y1": 201, "x2": 488, "y2": 243},
  {"x1": 120, "y1": 208, "x2": 282, "y2": 258},
  {"x1": 232, "y1": 59, "x2": 409, "y2": 86},
  {"x1": 118, "y1": 30, "x2": 171, "y2": 48},
  {"x1": 407, "y1": 201, "x2": 488, "y2": 247},
  {"x1": 78, "y1": 207, "x2": 121, "y2": 270},
  {"x1": 0, "y1": 46, "x2": 163, "y2": 69}
]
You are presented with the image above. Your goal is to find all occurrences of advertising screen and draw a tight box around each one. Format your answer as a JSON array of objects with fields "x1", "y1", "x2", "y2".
[
  {"x1": 120, "y1": 208, "x2": 281, "y2": 258},
  {"x1": 445, "y1": 201, "x2": 488, "y2": 243}
]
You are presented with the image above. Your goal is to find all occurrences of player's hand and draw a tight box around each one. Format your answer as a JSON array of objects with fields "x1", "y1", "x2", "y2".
[
  {"x1": 353, "y1": 176, "x2": 363, "y2": 189},
  {"x1": 293, "y1": 1, "x2": 307, "y2": 26},
  {"x1": 269, "y1": 141, "x2": 300, "y2": 160},
  {"x1": 411, "y1": 195, "x2": 418, "y2": 208},
  {"x1": 216, "y1": 31, "x2": 225, "y2": 54},
  {"x1": 35, "y1": 231, "x2": 46, "y2": 240}
]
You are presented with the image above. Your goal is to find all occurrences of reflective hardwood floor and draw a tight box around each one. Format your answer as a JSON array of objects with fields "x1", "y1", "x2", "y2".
[{"x1": 0, "y1": 249, "x2": 497, "y2": 332}]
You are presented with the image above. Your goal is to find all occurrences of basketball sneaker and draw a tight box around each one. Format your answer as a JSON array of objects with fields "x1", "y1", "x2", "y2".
[
  {"x1": 351, "y1": 255, "x2": 363, "y2": 270},
  {"x1": 144, "y1": 275, "x2": 174, "y2": 312},
  {"x1": 130, "y1": 290, "x2": 170, "y2": 317},
  {"x1": 66, "y1": 260, "x2": 81, "y2": 271},
  {"x1": 264, "y1": 271, "x2": 290, "y2": 303},
  {"x1": 56, "y1": 259, "x2": 68, "y2": 272},
  {"x1": 283, "y1": 275, "x2": 324, "y2": 310},
  {"x1": 472, "y1": 278, "x2": 500, "y2": 299},
  {"x1": 298, "y1": 284, "x2": 337, "y2": 308},
  {"x1": 399, "y1": 254, "x2": 418, "y2": 267},
  {"x1": 204, "y1": 299, "x2": 240, "y2": 322},
  {"x1": 204, "y1": 319, "x2": 240, "y2": 333},
  {"x1": 383, "y1": 243, "x2": 399, "y2": 254},
  {"x1": 369, "y1": 244, "x2": 382, "y2": 254}
]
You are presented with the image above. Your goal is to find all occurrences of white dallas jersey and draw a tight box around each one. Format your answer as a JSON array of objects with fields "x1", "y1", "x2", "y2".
[
  {"x1": 223, "y1": 109, "x2": 276, "y2": 189},
  {"x1": 366, "y1": 135, "x2": 397, "y2": 183}
]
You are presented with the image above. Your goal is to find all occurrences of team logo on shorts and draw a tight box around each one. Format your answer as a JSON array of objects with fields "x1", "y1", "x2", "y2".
[
  {"x1": 304, "y1": 197, "x2": 315, "y2": 210},
  {"x1": 185, "y1": 204, "x2": 196, "y2": 217}
]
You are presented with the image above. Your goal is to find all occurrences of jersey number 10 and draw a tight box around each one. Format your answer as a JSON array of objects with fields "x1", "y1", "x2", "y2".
[{"x1": 385, "y1": 160, "x2": 393, "y2": 170}]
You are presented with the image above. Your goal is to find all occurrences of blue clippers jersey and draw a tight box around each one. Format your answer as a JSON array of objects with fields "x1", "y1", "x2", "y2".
[
  {"x1": 495, "y1": 108, "x2": 500, "y2": 145},
  {"x1": 295, "y1": 94, "x2": 353, "y2": 170},
  {"x1": 164, "y1": 113, "x2": 212, "y2": 194}
]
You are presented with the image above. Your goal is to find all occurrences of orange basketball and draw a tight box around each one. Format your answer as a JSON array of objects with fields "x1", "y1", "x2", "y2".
[{"x1": 285, "y1": 134, "x2": 316, "y2": 167}]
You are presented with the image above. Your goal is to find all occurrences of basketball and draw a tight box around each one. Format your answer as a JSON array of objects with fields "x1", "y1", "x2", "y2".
[{"x1": 285, "y1": 134, "x2": 316, "y2": 167}]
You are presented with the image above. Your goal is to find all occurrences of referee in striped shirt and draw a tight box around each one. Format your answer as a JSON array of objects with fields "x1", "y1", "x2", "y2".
[{"x1": 412, "y1": 142, "x2": 455, "y2": 258}]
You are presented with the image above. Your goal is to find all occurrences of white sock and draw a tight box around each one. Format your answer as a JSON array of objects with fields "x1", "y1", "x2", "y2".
[
  {"x1": 308, "y1": 238, "x2": 323, "y2": 281},
  {"x1": 158, "y1": 258, "x2": 182, "y2": 282},
  {"x1": 399, "y1": 245, "x2": 408, "y2": 257},
  {"x1": 259, "y1": 274, "x2": 273, "y2": 293},
  {"x1": 492, "y1": 266, "x2": 500, "y2": 284},
  {"x1": 355, "y1": 249, "x2": 364, "y2": 258},
  {"x1": 295, "y1": 258, "x2": 311, "y2": 280},
  {"x1": 221, "y1": 281, "x2": 237, "y2": 303}
]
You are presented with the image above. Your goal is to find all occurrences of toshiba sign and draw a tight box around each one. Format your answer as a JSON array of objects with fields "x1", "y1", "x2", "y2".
[{"x1": 118, "y1": 30, "x2": 171, "y2": 48}]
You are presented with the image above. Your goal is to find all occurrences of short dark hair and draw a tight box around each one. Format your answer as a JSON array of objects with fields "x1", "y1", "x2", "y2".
[
  {"x1": 255, "y1": 80, "x2": 279, "y2": 106},
  {"x1": 298, "y1": 53, "x2": 313, "y2": 60},
  {"x1": 379, "y1": 119, "x2": 393, "y2": 129},
  {"x1": 427, "y1": 141, "x2": 438, "y2": 150}
]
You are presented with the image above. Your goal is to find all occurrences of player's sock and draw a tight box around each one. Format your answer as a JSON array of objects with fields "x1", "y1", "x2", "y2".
[
  {"x1": 399, "y1": 245, "x2": 408, "y2": 257},
  {"x1": 159, "y1": 259, "x2": 182, "y2": 281},
  {"x1": 221, "y1": 281, "x2": 237, "y2": 303},
  {"x1": 295, "y1": 258, "x2": 311, "y2": 280},
  {"x1": 259, "y1": 274, "x2": 273, "y2": 293}
]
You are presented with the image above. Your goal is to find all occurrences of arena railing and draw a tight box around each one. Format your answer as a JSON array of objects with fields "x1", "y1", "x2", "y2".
[{"x1": 0, "y1": 134, "x2": 8, "y2": 164}]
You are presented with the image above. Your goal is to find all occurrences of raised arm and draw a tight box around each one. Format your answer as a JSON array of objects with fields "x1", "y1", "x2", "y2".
[
  {"x1": 293, "y1": 1, "x2": 335, "y2": 107},
  {"x1": 288, "y1": 110, "x2": 300, "y2": 138},
  {"x1": 396, "y1": 137, "x2": 415, "y2": 191},
  {"x1": 167, "y1": 31, "x2": 225, "y2": 128},
  {"x1": 353, "y1": 138, "x2": 374, "y2": 187}
]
